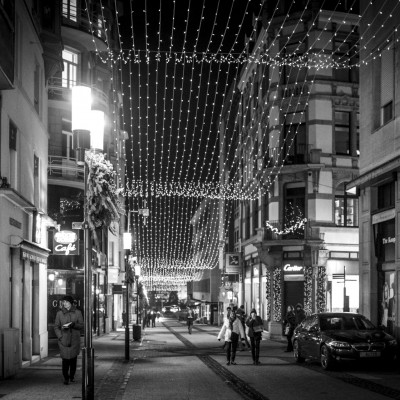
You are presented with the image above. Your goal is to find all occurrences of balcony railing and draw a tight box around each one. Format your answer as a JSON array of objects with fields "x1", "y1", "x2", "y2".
[
  {"x1": 62, "y1": 3, "x2": 109, "y2": 43},
  {"x1": 281, "y1": 83, "x2": 309, "y2": 99},
  {"x1": 48, "y1": 155, "x2": 84, "y2": 182},
  {"x1": 267, "y1": 144, "x2": 312, "y2": 166},
  {"x1": 48, "y1": 77, "x2": 108, "y2": 108},
  {"x1": 259, "y1": 221, "x2": 325, "y2": 242}
]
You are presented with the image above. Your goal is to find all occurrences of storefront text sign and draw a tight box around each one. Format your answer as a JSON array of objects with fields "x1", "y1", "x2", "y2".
[
  {"x1": 382, "y1": 236, "x2": 396, "y2": 245},
  {"x1": 53, "y1": 230, "x2": 79, "y2": 256},
  {"x1": 283, "y1": 264, "x2": 304, "y2": 274},
  {"x1": 372, "y1": 209, "x2": 395, "y2": 225}
]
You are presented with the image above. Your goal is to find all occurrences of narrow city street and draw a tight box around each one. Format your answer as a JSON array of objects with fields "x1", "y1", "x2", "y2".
[{"x1": 1, "y1": 317, "x2": 400, "y2": 400}]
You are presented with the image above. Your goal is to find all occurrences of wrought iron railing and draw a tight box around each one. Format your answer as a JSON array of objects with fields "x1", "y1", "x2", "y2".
[
  {"x1": 267, "y1": 144, "x2": 313, "y2": 166},
  {"x1": 48, "y1": 155, "x2": 84, "y2": 181},
  {"x1": 47, "y1": 77, "x2": 108, "y2": 107}
]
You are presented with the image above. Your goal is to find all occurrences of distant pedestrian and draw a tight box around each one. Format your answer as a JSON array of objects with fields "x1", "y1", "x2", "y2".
[
  {"x1": 151, "y1": 310, "x2": 156, "y2": 327},
  {"x1": 283, "y1": 305, "x2": 296, "y2": 352},
  {"x1": 187, "y1": 307, "x2": 195, "y2": 334},
  {"x1": 147, "y1": 310, "x2": 151, "y2": 327},
  {"x1": 218, "y1": 310, "x2": 245, "y2": 365},
  {"x1": 236, "y1": 305, "x2": 250, "y2": 350},
  {"x1": 295, "y1": 303, "x2": 306, "y2": 325},
  {"x1": 156, "y1": 311, "x2": 161, "y2": 320},
  {"x1": 54, "y1": 295, "x2": 83, "y2": 385},
  {"x1": 142, "y1": 310, "x2": 148, "y2": 330},
  {"x1": 246, "y1": 309, "x2": 263, "y2": 365}
]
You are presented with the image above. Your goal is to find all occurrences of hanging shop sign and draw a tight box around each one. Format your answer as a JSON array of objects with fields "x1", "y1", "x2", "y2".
[
  {"x1": 53, "y1": 230, "x2": 79, "y2": 256},
  {"x1": 225, "y1": 252, "x2": 241, "y2": 274},
  {"x1": 283, "y1": 263, "x2": 304, "y2": 274}
]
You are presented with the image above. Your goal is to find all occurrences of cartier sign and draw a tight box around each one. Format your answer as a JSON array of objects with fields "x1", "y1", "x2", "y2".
[
  {"x1": 53, "y1": 230, "x2": 79, "y2": 256},
  {"x1": 283, "y1": 264, "x2": 304, "y2": 274}
]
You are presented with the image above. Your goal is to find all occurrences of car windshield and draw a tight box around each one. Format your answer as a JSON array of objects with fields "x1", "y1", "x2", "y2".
[{"x1": 319, "y1": 315, "x2": 376, "y2": 331}]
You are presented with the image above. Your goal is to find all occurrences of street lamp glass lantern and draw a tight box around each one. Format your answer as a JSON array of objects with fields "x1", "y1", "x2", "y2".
[
  {"x1": 134, "y1": 264, "x2": 141, "y2": 277},
  {"x1": 123, "y1": 232, "x2": 132, "y2": 250},
  {"x1": 71, "y1": 86, "x2": 91, "y2": 132},
  {"x1": 90, "y1": 110, "x2": 104, "y2": 151}
]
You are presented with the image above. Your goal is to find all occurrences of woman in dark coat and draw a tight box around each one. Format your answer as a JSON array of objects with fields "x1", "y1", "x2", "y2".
[
  {"x1": 54, "y1": 295, "x2": 83, "y2": 385},
  {"x1": 283, "y1": 305, "x2": 296, "y2": 352},
  {"x1": 245, "y1": 309, "x2": 263, "y2": 365}
]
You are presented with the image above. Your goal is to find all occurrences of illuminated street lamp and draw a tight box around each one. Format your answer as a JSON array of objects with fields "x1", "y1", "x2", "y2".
[{"x1": 72, "y1": 85, "x2": 104, "y2": 400}]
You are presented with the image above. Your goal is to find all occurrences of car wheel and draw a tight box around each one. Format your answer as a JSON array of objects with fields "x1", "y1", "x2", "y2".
[
  {"x1": 293, "y1": 340, "x2": 305, "y2": 363},
  {"x1": 320, "y1": 345, "x2": 334, "y2": 370}
]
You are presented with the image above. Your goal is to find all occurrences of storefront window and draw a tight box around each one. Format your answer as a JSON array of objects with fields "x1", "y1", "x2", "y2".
[
  {"x1": 375, "y1": 219, "x2": 395, "y2": 262},
  {"x1": 378, "y1": 271, "x2": 396, "y2": 335}
]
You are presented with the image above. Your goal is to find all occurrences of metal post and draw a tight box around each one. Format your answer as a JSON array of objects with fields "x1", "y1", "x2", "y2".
[
  {"x1": 136, "y1": 279, "x2": 140, "y2": 325},
  {"x1": 125, "y1": 275, "x2": 130, "y2": 360},
  {"x1": 82, "y1": 158, "x2": 94, "y2": 400}
]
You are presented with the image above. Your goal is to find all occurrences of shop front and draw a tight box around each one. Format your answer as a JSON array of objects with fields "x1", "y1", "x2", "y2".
[
  {"x1": 374, "y1": 213, "x2": 396, "y2": 335},
  {"x1": 282, "y1": 262, "x2": 305, "y2": 311}
]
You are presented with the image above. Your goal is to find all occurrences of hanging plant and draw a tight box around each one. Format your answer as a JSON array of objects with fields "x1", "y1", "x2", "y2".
[{"x1": 85, "y1": 151, "x2": 124, "y2": 245}]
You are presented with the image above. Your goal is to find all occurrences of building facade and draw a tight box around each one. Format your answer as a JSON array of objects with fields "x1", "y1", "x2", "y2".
[
  {"x1": 347, "y1": 1, "x2": 400, "y2": 340},
  {"x1": 0, "y1": 0, "x2": 56, "y2": 377},
  {"x1": 189, "y1": 199, "x2": 221, "y2": 325},
  {"x1": 0, "y1": 0, "x2": 126, "y2": 378},
  {"x1": 46, "y1": 0, "x2": 126, "y2": 339},
  {"x1": 221, "y1": 1, "x2": 361, "y2": 338}
]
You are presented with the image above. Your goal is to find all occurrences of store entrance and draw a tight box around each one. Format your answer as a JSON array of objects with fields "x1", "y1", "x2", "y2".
[{"x1": 284, "y1": 280, "x2": 304, "y2": 310}]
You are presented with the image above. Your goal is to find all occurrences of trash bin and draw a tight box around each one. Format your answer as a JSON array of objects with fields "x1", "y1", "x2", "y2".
[{"x1": 132, "y1": 324, "x2": 141, "y2": 341}]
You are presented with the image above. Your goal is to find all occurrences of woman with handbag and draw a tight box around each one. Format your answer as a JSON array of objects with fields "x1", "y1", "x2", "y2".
[
  {"x1": 218, "y1": 310, "x2": 245, "y2": 365},
  {"x1": 283, "y1": 305, "x2": 296, "y2": 352},
  {"x1": 246, "y1": 309, "x2": 263, "y2": 365}
]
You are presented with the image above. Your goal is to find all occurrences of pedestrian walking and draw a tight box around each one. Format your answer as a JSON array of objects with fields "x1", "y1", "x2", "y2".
[
  {"x1": 187, "y1": 307, "x2": 195, "y2": 334},
  {"x1": 282, "y1": 305, "x2": 296, "y2": 352},
  {"x1": 295, "y1": 303, "x2": 306, "y2": 325},
  {"x1": 222, "y1": 306, "x2": 232, "y2": 349},
  {"x1": 236, "y1": 305, "x2": 251, "y2": 350},
  {"x1": 246, "y1": 309, "x2": 263, "y2": 365},
  {"x1": 151, "y1": 310, "x2": 157, "y2": 327},
  {"x1": 218, "y1": 310, "x2": 245, "y2": 365},
  {"x1": 54, "y1": 295, "x2": 83, "y2": 385},
  {"x1": 147, "y1": 309, "x2": 151, "y2": 327}
]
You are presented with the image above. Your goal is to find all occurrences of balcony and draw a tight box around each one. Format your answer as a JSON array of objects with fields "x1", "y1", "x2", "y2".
[
  {"x1": 48, "y1": 77, "x2": 109, "y2": 110},
  {"x1": 48, "y1": 156, "x2": 84, "y2": 186},
  {"x1": 256, "y1": 221, "x2": 325, "y2": 244},
  {"x1": 281, "y1": 83, "x2": 309, "y2": 99},
  {"x1": 267, "y1": 144, "x2": 312, "y2": 167},
  {"x1": 62, "y1": 3, "x2": 109, "y2": 51}
]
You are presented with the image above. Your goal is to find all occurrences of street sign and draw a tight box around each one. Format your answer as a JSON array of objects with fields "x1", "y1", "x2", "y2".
[{"x1": 72, "y1": 221, "x2": 83, "y2": 229}]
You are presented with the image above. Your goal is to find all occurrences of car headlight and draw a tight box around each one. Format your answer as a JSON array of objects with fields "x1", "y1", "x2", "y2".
[{"x1": 330, "y1": 341, "x2": 352, "y2": 349}]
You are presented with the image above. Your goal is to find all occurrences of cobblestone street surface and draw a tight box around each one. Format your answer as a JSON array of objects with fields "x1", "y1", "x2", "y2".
[{"x1": 1, "y1": 318, "x2": 400, "y2": 400}]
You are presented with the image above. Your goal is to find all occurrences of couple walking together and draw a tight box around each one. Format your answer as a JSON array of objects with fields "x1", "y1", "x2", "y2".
[{"x1": 218, "y1": 308, "x2": 263, "y2": 365}]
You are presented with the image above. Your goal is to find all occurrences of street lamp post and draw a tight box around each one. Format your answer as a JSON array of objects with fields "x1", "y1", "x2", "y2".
[{"x1": 72, "y1": 85, "x2": 104, "y2": 400}]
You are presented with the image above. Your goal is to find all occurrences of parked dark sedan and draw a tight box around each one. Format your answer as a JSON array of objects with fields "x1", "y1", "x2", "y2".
[{"x1": 292, "y1": 312, "x2": 398, "y2": 370}]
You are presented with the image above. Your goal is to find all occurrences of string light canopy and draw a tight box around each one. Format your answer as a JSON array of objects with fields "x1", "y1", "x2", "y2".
[{"x1": 80, "y1": 0, "x2": 398, "y2": 290}]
